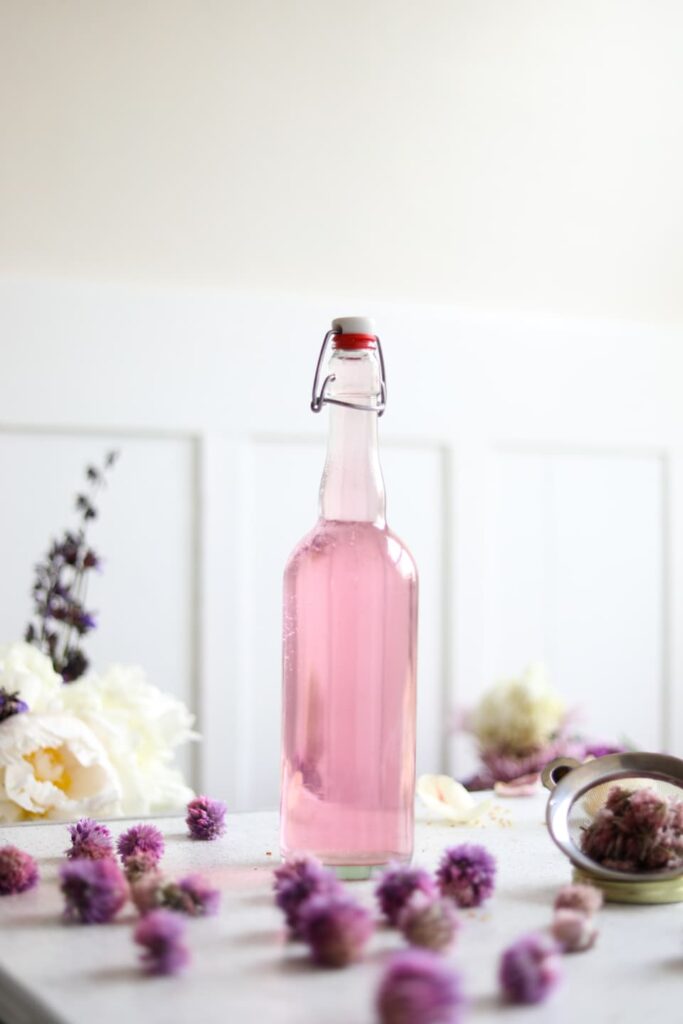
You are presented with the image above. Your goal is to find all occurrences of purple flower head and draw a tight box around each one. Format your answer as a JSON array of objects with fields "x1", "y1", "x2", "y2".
[
  {"x1": 551, "y1": 909, "x2": 598, "y2": 953},
  {"x1": 60, "y1": 858, "x2": 128, "y2": 924},
  {"x1": 134, "y1": 909, "x2": 190, "y2": 976},
  {"x1": 436, "y1": 844, "x2": 496, "y2": 909},
  {"x1": 398, "y1": 894, "x2": 460, "y2": 952},
  {"x1": 499, "y1": 932, "x2": 562, "y2": 1005},
  {"x1": 376, "y1": 863, "x2": 437, "y2": 926},
  {"x1": 66, "y1": 819, "x2": 114, "y2": 862},
  {"x1": 583, "y1": 742, "x2": 625, "y2": 759},
  {"x1": 554, "y1": 883, "x2": 603, "y2": 917},
  {"x1": 0, "y1": 845, "x2": 39, "y2": 895},
  {"x1": 186, "y1": 795, "x2": 227, "y2": 841},
  {"x1": 580, "y1": 785, "x2": 683, "y2": 873},
  {"x1": 273, "y1": 856, "x2": 342, "y2": 938},
  {"x1": 377, "y1": 949, "x2": 466, "y2": 1024},
  {"x1": 123, "y1": 850, "x2": 161, "y2": 883},
  {"x1": 300, "y1": 893, "x2": 374, "y2": 967},
  {"x1": 167, "y1": 874, "x2": 221, "y2": 917},
  {"x1": 0, "y1": 689, "x2": 29, "y2": 723},
  {"x1": 131, "y1": 873, "x2": 166, "y2": 916},
  {"x1": 117, "y1": 824, "x2": 165, "y2": 867}
]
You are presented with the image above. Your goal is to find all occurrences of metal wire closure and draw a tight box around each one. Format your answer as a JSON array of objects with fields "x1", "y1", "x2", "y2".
[{"x1": 310, "y1": 327, "x2": 387, "y2": 416}]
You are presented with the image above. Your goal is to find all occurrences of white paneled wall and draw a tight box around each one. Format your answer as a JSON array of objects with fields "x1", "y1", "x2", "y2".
[{"x1": 1, "y1": 278, "x2": 682, "y2": 810}]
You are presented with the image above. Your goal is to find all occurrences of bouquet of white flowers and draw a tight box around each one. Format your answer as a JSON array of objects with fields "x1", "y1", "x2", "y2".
[{"x1": 0, "y1": 451, "x2": 196, "y2": 822}]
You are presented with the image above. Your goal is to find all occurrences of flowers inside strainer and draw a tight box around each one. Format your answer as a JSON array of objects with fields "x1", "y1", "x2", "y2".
[{"x1": 542, "y1": 752, "x2": 683, "y2": 903}]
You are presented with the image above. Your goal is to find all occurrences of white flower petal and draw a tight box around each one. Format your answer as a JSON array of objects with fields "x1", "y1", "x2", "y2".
[{"x1": 417, "y1": 774, "x2": 492, "y2": 823}]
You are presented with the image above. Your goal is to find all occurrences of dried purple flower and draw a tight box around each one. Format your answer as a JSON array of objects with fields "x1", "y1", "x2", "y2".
[
  {"x1": 436, "y1": 844, "x2": 496, "y2": 909},
  {"x1": 134, "y1": 909, "x2": 190, "y2": 976},
  {"x1": 66, "y1": 819, "x2": 114, "y2": 862},
  {"x1": 186, "y1": 795, "x2": 227, "y2": 841},
  {"x1": 273, "y1": 856, "x2": 342, "y2": 938},
  {"x1": 499, "y1": 932, "x2": 562, "y2": 1005},
  {"x1": 377, "y1": 949, "x2": 466, "y2": 1024},
  {"x1": 398, "y1": 894, "x2": 460, "y2": 952},
  {"x1": 117, "y1": 824, "x2": 165, "y2": 867},
  {"x1": 551, "y1": 909, "x2": 598, "y2": 953},
  {"x1": 0, "y1": 688, "x2": 29, "y2": 723},
  {"x1": 60, "y1": 858, "x2": 128, "y2": 923},
  {"x1": 554, "y1": 882, "x2": 603, "y2": 917},
  {"x1": 131, "y1": 872, "x2": 166, "y2": 916},
  {"x1": 0, "y1": 845, "x2": 39, "y2": 895},
  {"x1": 581, "y1": 785, "x2": 683, "y2": 872},
  {"x1": 25, "y1": 451, "x2": 118, "y2": 683},
  {"x1": 376, "y1": 863, "x2": 437, "y2": 926},
  {"x1": 123, "y1": 850, "x2": 160, "y2": 883},
  {"x1": 300, "y1": 893, "x2": 374, "y2": 967},
  {"x1": 166, "y1": 874, "x2": 221, "y2": 918}
]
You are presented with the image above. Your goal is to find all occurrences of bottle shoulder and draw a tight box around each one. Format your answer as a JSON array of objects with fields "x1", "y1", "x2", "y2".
[{"x1": 284, "y1": 520, "x2": 418, "y2": 581}]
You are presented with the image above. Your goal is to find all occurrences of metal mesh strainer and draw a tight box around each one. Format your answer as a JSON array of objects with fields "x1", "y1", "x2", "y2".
[{"x1": 542, "y1": 752, "x2": 683, "y2": 903}]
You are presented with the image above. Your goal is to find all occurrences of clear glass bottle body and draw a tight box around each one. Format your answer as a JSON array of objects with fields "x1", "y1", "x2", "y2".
[{"x1": 280, "y1": 344, "x2": 418, "y2": 872}]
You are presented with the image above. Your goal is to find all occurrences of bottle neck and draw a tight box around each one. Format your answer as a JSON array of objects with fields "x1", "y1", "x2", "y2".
[{"x1": 318, "y1": 350, "x2": 386, "y2": 525}]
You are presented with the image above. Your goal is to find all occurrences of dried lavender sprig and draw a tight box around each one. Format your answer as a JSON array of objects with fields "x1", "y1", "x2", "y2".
[{"x1": 25, "y1": 450, "x2": 119, "y2": 683}]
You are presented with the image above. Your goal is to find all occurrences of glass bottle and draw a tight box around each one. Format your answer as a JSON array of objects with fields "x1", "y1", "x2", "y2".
[{"x1": 280, "y1": 316, "x2": 418, "y2": 878}]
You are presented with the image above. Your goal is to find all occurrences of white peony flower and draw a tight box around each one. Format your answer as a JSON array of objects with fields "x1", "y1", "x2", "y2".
[
  {"x1": 0, "y1": 711, "x2": 122, "y2": 822},
  {"x1": 471, "y1": 663, "x2": 565, "y2": 755},
  {"x1": 0, "y1": 642, "x2": 63, "y2": 713},
  {"x1": 62, "y1": 664, "x2": 197, "y2": 815}
]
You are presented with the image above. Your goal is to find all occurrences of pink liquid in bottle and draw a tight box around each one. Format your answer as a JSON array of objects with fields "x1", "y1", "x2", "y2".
[{"x1": 280, "y1": 318, "x2": 418, "y2": 875}]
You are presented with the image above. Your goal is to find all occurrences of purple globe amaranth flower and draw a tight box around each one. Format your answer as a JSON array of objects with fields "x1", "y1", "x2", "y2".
[
  {"x1": 167, "y1": 874, "x2": 221, "y2": 918},
  {"x1": 123, "y1": 850, "x2": 161, "y2": 883},
  {"x1": 300, "y1": 893, "x2": 374, "y2": 967},
  {"x1": 377, "y1": 949, "x2": 466, "y2": 1024},
  {"x1": 60, "y1": 858, "x2": 128, "y2": 924},
  {"x1": 273, "y1": 856, "x2": 342, "y2": 938},
  {"x1": 398, "y1": 893, "x2": 460, "y2": 952},
  {"x1": 580, "y1": 785, "x2": 683, "y2": 872},
  {"x1": 117, "y1": 824, "x2": 165, "y2": 867},
  {"x1": 0, "y1": 846, "x2": 39, "y2": 895},
  {"x1": 131, "y1": 873, "x2": 166, "y2": 916},
  {"x1": 582, "y1": 741, "x2": 625, "y2": 759},
  {"x1": 134, "y1": 909, "x2": 190, "y2": 976},
  {"x1": 376, "y1": 863, "x2": 437, "y2": 926},
  {"x1": 0, "y1": 688, "x2": 29, "y2": 723},
  {"x1": 186, "y1": 795, "x2": 227, "y2": 841},
  {"x1": 436, "y1": 844, "x2": 496, "y2": 909},
  {"x1": 551, "y1": 909, "x2": 598, "y2": 953},
  {"x1": 499, "y1": 932, "x2": 563, "y2": 1005},
  {"x1": 554, "y1": 882, "x2": 603, "y2": 917},
  {"x1": 66, "y1": 819, "x2": 115, "y2": 862}
]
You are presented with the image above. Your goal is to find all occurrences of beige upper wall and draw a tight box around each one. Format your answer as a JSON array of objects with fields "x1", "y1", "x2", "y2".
[{"x1": 0, "y1": 0, "x2": 681, "y2": 324}]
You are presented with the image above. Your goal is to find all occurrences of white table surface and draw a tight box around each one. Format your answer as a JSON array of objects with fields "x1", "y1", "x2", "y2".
[{"x1": 0, "y1": 795, "x2": 679, "y2": 1024}]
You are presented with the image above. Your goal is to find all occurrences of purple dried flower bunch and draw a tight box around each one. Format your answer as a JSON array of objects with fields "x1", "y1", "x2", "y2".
[
  {"x1": 134, "y1": 909, "x2": 190, "y2": 976},
  {"x1": 186, "y1": 795, "x2": 227, "y2": 841},
  {"x1": 499, "y1": 932, "x2": 563, "y2": 1005},
  {"x1": 581, "y1": 784, "x2": 683, "y2": 873},
  {"x1": 0, "y1": 845, "x2": 39, "y2": 895},
  {"x1": 273, "y1": 855, "x2": 343, "y2": 938},
  {"x1": 377, "y1": 949, "x2": 466, "y2": 1024},
  {"x1": 24, "y1": 450, "x2": 119, "y2": 682},
  {"x1": 132, "y1": 872, "x2": 220, "y2": 919},
  {"x1": 376, "y1": 863, "x2": 437, "y2": 924},
  {"x1": 117, "y1": 824, "x2": 165, "y2": 868},
  {"x1": 436, "y1": 844, "x2": 497, "y2": 909},
  {"x1": 60, "y1": 857, "x2": 128, "y2": 924},
  {"x1": 66, "y1": 818, "x2": 115, "y2": 861}
]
